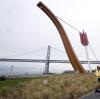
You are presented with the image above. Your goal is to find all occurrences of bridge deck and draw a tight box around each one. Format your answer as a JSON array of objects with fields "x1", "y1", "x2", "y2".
[{"x1": 0, "y1": 59, "x2": 99, "y2": 64}]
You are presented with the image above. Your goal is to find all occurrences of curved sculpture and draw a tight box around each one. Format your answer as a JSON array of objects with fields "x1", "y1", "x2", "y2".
[{"x1": 37, "y1": 2, "x2": 86, "y2": 73}]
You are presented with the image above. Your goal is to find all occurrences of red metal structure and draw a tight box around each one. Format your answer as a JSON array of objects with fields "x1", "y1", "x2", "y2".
[
  {"x1": 37, "y1": 1, "x2": 86, "y2": 73},
  {"x1": 79, "y1": 30, "x2": 89, "y2": 46}
]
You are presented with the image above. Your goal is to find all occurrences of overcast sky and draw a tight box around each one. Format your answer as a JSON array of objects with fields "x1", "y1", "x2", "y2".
[{"x1": 0, "y1": 0, "x2": 100, "y2": 73}]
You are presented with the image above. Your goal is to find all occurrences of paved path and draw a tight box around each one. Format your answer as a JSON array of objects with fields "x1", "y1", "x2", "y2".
[{"x1": 80, "y1": 91, "x2": 100, "y2": 99}]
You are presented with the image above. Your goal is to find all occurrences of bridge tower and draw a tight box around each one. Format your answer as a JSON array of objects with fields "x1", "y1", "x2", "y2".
[{"x1": 44, "y1": 45, "x2": 51, "y2": 74}]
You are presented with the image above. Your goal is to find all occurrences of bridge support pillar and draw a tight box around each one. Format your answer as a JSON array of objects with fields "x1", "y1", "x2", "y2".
[{"x1": 44, "y1": 45, "x2": 51, "y2": 74}]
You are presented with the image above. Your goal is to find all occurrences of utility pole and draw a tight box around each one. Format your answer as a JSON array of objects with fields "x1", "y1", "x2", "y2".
[
  {"x1": 44, "y1": 45, "x2": 51, "y2": 74},
  {"x1": 10, "y1": 65, "x2": 14, "y2": 75},
  {"x1": 11, "y1": 65, "x2": 13, "y2": 72}
]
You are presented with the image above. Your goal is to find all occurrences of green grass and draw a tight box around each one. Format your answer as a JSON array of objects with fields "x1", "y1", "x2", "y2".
[{"x1": 0, "y1": 77, "x2": 39, "y2": 88}]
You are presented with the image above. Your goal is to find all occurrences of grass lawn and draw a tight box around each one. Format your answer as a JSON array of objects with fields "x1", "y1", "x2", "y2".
[
  {"x1": 0, "y1": 76, "x2": 43, "y2": 91},
  {"x1": 0, "y1": 77, "x2": 34, "y2": 88}
]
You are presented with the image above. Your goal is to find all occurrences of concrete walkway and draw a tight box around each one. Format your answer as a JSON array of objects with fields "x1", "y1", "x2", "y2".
[{"x1": 80, "y1": 91, "x2": 100, "y2": 99}]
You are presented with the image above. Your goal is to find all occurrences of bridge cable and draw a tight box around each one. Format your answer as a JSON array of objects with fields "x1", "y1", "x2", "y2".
[
  {"x1": 1, "y1": 46, "x2": 47, "y2": 58},
  {"x1": 51, "y1": 47, "x2": 66, "y2": 54}
]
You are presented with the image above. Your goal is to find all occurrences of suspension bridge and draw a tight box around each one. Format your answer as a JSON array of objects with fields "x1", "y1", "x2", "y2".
[
  {"x1": 0, "y1": 45, "x2": 99, "y2": 64},
  {"x1": 0, "y1": 45, "x2": 99, "y2": 74}
]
